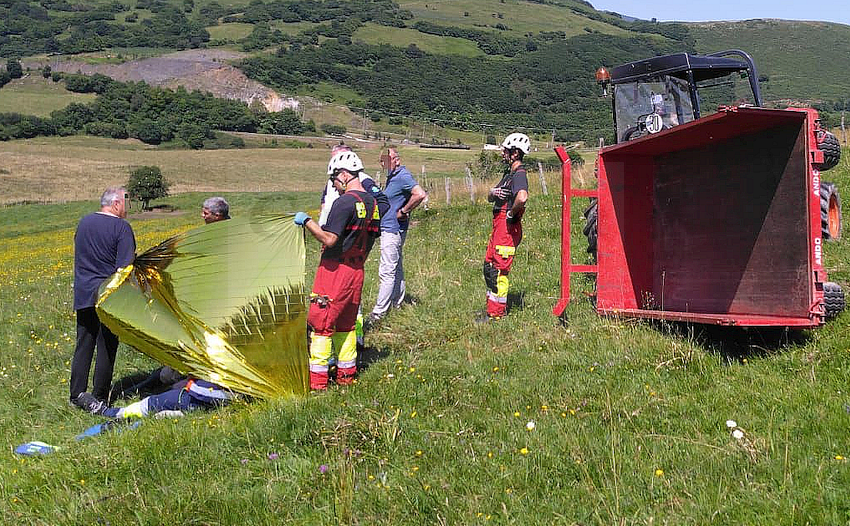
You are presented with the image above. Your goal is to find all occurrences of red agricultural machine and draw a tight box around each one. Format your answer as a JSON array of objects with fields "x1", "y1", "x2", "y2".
[{"x1": 553, "y1": 50, "x2": 845, "y2": 327}]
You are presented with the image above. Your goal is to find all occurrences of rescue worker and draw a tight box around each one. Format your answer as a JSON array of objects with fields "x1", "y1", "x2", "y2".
[
  {"x1": 295, "y1": 150, "x2": 381, "y2": 390},
  {"x1": 482, "y1": 132, "x2": 530, "y2": 320},
  {"x1": 318, "y1": 144, "x2": 388, "y2": 348}
]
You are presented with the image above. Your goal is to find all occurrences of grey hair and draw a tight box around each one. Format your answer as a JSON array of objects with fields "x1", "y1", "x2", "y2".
[
  {"x1": 203, "y1": 196, "x2": 230, "y2": 218},
  {"x1": 101, "y1": 186, "x2": 126, "y2": 207},
  {"x1": 331, "y1": 143, "x2": 352, "y2": 155}
]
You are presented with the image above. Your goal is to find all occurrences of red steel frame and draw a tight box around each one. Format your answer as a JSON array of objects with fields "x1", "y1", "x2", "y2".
[
  {"x1": 553, "y1": 107, "x2": 829, "y2": 327},
  {"x1": 552, "y1": 148, "x2": 596, "y2": 317}
]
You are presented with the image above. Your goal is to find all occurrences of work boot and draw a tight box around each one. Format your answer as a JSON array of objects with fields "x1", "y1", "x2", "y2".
[
  {"x1": 310, "y1": 371, "x2": 329, "y2": 391},
  {"x1": 474, "y1": 311, "x2": 502, "y2": 324},
  {"x1": 337, "y1": 366, "x2": 356, "y2": 386}
]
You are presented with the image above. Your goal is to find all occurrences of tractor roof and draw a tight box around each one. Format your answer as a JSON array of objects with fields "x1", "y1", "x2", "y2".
[{"x1": 610, "y1": 52, "x2": 751, "y2": 84}]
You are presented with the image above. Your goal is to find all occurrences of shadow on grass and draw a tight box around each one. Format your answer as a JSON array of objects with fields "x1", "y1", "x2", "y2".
[
  {"x1": 507, "y1": 290, "x2": 526, "y2": 313},
  {"x1": 660, "y1": 322, "x2": 811, "y2": 362},
  {"x1": 357, "y1": 344, "x2": 391, "y2": 371}
]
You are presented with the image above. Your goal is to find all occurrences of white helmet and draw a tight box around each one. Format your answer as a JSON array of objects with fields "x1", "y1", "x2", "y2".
[
  {"x1": 327, "y1": 150, "x2": 364, "y2": 176},
  {"x1": 501, "y1": 132, "x2": 530, "y2": 154}
]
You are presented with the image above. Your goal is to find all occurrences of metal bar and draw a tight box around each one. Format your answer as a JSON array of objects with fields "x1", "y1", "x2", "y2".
[
  {"x1": 571, "y1": 189, "x2": 598, "y2": 198},
  {"x1": 570, "y1": 265, "x2": 598, "y2": 273},
  {"x1": 597, "y1": 308, "x2": 821, "y2": 328},
  {"x1": 552, "y1": 146, "x2": 572, "y2": 316}
]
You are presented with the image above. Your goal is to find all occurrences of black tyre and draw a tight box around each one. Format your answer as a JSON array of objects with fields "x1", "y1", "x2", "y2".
[
  {"x1": 824, "y1": 281, "x2": 845, "y2": 319},
  {"x1": 816, "y1": 131, "x2": 841, "y2": 172},
  {"x1": 820, "y1": 181, "x2": 842, "y2": 240},
  {"x1": 583, "y1": 198, "x2": 598, "y2": 259}
]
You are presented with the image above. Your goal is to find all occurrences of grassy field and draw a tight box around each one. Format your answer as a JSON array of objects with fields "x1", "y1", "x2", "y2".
[
  {"x1": 398, "y1": 0, "x2": 639, "y2": 37},
  {"x1": 0, "y1": 137, "x2": 478, "y2": 204},
  {"x1": 1, "y1": 140, "x2": 850, "y2": 522},
  {"x1": 0, "y1": 76, "x2": 97, "y2": 117},
  {"x1": 353, "y1": 23, "x2": 483, "y2": 56},
  {"x1": 206, "y1": 22, "x2": 255, "y2": 41}
]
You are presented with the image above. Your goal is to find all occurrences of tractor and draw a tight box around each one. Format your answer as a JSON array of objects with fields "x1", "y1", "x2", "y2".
[{"x1": 552, "y1": 50, "x2": 846, "y2": 327}]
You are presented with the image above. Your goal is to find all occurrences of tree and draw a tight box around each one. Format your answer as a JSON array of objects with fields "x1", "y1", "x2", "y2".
[
  {"x1": 127, "y1": 166, "x2": 170, "y2": 210},
  {"x1": 6, "y1": 59, "x2": 22, "y2": 79}
]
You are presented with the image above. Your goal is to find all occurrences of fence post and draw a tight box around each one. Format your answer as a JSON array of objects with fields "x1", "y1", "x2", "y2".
[
  {"x1": 537, "y1": 161, "x2": 548, "y2": 196},
  {"x1": 465, "y1": 166, "x2": 475, "y2": 203},
  {"x1": 445, "y1": 178, "x2": 451, "y2": 205},
  {"x1": 421, "y1": 165, "x2": 429, "y2": 210}
]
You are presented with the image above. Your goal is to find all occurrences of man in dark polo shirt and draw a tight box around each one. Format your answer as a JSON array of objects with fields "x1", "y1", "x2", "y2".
[{"x1": 70, "y1": 186, "x2": 136, "y2": 413}]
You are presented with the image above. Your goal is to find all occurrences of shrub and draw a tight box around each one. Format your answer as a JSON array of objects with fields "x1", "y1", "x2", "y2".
[
  {"x1": 127, "y1": 165, "x2": 170, "y2": 210},
  {"x1": 320, "y1": 123, "x2": 346, "y2": 136},
  {"x1": 6, "y1": 59, "x2": 22, "y2": 79}
]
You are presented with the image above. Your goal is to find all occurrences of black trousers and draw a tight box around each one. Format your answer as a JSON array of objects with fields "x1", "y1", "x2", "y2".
[{"x1": 70, "y1": 307, "x2": 119, "y2": 402}]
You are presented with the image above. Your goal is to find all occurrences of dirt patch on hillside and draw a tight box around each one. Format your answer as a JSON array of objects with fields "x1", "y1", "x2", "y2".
[{"x1": 30, "y1": 50, "x2": 297, "y2": 112}]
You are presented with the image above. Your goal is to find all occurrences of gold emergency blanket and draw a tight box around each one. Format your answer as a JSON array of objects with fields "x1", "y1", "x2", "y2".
[{"x1": 95, "y1": 214, "x2": 309, "y2": 399}]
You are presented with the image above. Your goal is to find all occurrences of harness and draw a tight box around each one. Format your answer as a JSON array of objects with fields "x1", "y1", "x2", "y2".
[{"x1": 336, "y1": 191, "x2": 380, "y2": 266}]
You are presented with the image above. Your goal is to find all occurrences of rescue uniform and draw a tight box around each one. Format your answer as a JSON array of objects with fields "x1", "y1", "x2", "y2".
[
  {"x1": 308, "y1": 190, "x2": 380, "y2": 389},
  {"x1": 484, "y1": 164, "x2": 528, "y2": 318}
]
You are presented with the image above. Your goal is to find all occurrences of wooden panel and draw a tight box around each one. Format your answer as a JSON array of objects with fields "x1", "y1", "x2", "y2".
[{"x1": 651, "y1": 123, "x2": 809, "y2": 316}]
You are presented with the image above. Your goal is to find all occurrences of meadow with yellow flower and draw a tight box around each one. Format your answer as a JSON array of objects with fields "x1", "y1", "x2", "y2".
[{"x1": 2, "y1": 149, "x2": 850, "y2": 524}]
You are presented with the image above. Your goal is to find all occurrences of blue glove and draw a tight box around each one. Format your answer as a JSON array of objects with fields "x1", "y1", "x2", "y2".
[{"x1": 294, "y1": 212, "x2": 311, "y2": 226}]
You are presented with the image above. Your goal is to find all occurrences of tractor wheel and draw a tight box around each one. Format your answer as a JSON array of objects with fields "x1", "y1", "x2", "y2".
[
  {"x1": 583, "y1": 198, "x2": 598, "y2": 259},
  {"x1": 816, "y1": 131, "x2": 841, "y2": 172},
  {"x1": 824, "y1": 281, "x2": 845, "y2": 319},
  {"x1": 820, "y1": 181, "x2": 842, "y2": 240}
]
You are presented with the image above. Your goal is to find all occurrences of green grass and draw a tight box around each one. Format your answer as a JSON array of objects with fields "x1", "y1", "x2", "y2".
[
  {"x1": 353, "y1": 22, "x2": 483, "y2": 56},
  {"x1": 0, "y1": 76, "x2": 97, "y2": 117},
  {"x1": 2, "y1": 145, "x2": 850, "y2": 522},
  {"x1": 398, "y1": 0, "x2": 641, "y2": 37},
  {"x1": 205, "y1": 22, "x2": 255, "y2": 41}
]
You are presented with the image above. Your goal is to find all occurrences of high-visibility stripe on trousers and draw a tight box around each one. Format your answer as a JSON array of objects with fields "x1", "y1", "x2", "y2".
[
  {"x1": 307, "y1": 259, "x2": 364, "y2": 390},
  {"x1": 484, "y1": 211, "x2": 522, "y2": 318}
]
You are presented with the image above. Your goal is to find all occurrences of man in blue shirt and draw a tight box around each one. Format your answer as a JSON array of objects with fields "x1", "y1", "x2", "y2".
[
  {"x1": 70, "y1": 187, "x2": 136, "y2": 414},
  {"x1": 366, "y1": 147, "x2": 426, "y2": 326}
]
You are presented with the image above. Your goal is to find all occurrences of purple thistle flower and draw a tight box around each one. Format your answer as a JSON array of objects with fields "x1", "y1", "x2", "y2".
[
  {"x1": 319, "y1": 464, "x2": 328, "y2": 474},
  {"x1": 268, "y1": 453, "x2": 279, "y2": 460}
]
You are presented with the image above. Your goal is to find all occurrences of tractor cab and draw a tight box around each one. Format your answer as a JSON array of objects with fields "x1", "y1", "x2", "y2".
[{"x1": 601, "y1": 50, "x2": 763, "y2": 143}]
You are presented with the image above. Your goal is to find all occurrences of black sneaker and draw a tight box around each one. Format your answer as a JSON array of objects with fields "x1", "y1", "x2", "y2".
[
  {"x1": 73, "y1": 392, "x2": 108, "y2": 416},
  {"x1": 474, "y1": 311, "x2": 501, "y2": 325},
  {"x1": 363, "y1": 313, "x2": 382, "y2": 331}
]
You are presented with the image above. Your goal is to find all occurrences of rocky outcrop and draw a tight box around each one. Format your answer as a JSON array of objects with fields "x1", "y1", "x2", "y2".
[{"x1": 37, "y1": 49, "x2": 296, "y2": 112}]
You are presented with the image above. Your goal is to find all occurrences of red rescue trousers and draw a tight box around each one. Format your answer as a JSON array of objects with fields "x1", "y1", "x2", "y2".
[
  {"x1": 307, "y1": 259, "x2": 363, "y2": 389},
  {"x1": 484, "y1": 211, "x2": 522, "y2": 318}
]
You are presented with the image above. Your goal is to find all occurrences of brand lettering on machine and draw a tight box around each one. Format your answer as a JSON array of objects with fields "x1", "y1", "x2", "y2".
[
  {"x1": 813, "y1": 169, "x2": 820, "y2": 197},
  {"x1": 814, "y1": 237, "x2": 822, "y2": 265}
]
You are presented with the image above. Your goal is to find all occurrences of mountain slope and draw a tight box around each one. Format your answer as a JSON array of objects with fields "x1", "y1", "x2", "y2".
[{"x1": 689, "y1": 20, "x2": 850, "y2": 103}]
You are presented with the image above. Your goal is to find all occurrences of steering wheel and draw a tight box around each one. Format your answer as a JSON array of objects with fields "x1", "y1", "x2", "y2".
[{"x1": 620, "y1": 113, "x2": 669, "y2": 142}]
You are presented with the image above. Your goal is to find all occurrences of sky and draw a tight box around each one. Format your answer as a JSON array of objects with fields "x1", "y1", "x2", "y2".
[{"x1": 588, "y1": 1, "x2": 850, "y2": 26}]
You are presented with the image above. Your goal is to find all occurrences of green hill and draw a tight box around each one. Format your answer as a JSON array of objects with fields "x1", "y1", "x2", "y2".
[
  {"x1": 4, "y1": 0, "x2": 850, "y2": 140},
  {"x1": 689, "y1": 20, "x2": 850, "y2": 104}
]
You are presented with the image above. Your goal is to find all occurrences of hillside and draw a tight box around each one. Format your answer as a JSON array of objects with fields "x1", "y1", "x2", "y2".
[
  {"x1": 3, "y1": 0, "x2": 850, "y2": 141},
  {"x1": 689, "y1": 20, "x2": 850, "y2": 104}
]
